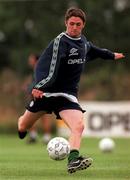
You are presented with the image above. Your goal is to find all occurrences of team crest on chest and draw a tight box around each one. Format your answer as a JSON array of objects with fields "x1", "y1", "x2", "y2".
[{"x1": 69, "y1": 48, "x2": 78, "y2": 56}]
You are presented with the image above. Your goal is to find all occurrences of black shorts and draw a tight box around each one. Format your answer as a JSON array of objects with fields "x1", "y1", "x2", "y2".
[{"x1": 26, "y1": 96, "x2": 85, "y2": 119}]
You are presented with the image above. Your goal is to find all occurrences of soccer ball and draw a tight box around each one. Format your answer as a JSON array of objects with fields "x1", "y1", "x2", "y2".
[
  {"x1": 47, "y1": 137, "x2": 70, "y2": 160},
  {"x1": 99, "y1": 137, "x2": 115, "y2": 153}
]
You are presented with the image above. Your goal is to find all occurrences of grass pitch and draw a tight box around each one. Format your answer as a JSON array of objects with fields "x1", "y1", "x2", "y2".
[{"x1": 0, "y1": 135, "x2": 130, "y2": 180}]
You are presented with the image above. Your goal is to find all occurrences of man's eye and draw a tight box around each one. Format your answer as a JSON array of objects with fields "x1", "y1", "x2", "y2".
[
  {"x1": 70, "y1": 22, "x2": 74, "y2": 26},
  {"x1": 77, "y1": 23, "x2": 81, "y2": 26}
]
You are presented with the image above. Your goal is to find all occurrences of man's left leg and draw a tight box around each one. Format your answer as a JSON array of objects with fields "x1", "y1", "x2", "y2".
[{"x1": 59, "y1": 109, "x2": 93, "y2": 173}]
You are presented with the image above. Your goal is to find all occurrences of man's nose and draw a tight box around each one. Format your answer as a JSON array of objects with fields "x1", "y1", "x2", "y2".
[{"x1": 73, "y1": 24, "x2": 77, "y2": 29}]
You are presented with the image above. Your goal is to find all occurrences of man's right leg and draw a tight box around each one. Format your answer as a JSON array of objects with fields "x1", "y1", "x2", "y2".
[{"x1": 18, "y1": 110, "x2": 44, "y2": 139}]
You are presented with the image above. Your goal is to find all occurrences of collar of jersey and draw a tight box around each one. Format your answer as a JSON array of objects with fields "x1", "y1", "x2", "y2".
[{"x1": 64, "y1": 32, "x2": 81, "y2": 40}]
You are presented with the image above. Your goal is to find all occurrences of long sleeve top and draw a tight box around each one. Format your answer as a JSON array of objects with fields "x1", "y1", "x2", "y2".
[{"x1": 34, "y1": 32, "x2": 114, "y2": 98}]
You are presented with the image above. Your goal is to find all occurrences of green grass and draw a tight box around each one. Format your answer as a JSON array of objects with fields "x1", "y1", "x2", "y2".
[{"x1": 0, "y1": 135, "x2": 130, "y2": 180}]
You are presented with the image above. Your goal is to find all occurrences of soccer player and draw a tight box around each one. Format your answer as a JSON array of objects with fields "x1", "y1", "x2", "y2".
[
  {"x1": 25, "y1": 54, "x2": 53, "y2": 144},
  {"x1": 18, "y1": 7, "x2": 125, "y2": 173}
]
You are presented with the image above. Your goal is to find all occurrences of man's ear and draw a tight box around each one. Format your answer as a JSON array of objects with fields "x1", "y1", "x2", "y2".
[{"x1": 83, "y1": 22, "x2": 86, "y2": 28}]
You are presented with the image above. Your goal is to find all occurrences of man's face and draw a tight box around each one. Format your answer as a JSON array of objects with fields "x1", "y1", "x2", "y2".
[{"x1": 65, "y1": 16, "x2": 85, "y2": 38}]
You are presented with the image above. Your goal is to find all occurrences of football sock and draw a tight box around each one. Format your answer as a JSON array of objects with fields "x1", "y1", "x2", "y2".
[
  {"x1": 43, "y1": 133, "x2": 51, "y2": 144},
  {"x1": 68, "y1": 149, "x2": 79, "y2": 162},
  {"x1": 18, "y1": 131, "x2": 27, "y2": 139},
  {"x1": 29, "y1": 131, "x2": 38, "y2": 139}
]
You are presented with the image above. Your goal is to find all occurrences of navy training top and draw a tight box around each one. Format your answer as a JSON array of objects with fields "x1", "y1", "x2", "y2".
[{"x1": 34, "y1": 32, "x2": 114, "y2": 97}]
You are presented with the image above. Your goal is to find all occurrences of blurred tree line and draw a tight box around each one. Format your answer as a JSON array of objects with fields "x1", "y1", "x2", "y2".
[
  {"x1": 0, "y1": 0, "x2": 130, "y2": 132},
  {"x1": 0, "y1": 0, "x2": 130, "y2": 101}
]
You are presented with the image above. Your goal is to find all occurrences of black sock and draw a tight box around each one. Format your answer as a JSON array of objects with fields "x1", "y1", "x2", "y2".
[
  {"x1": 18, "y1": 131, "x2": 27, "y2": 139},
  {"x1": 68, "y1": 149, "x2": 79, "y2": 162}
]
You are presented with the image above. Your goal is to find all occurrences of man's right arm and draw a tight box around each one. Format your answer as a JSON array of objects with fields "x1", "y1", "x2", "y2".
[
  {"x1": 33, "y1": 33, "x2": 66, "y2": 96},
  {"x1": 31, "y1": 42, "x2": 54, "y2": 99}
]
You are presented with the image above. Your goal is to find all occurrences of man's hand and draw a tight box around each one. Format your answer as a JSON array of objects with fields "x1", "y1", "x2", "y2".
[
  {"x1": 114, "y1": 53, "x2": 125, "y2": 60},
  {"x1": 32, "y1": 89, "x2": 44, "y2": 98}
]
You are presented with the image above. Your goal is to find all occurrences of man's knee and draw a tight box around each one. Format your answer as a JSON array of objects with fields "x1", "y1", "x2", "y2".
[{"x1": 71, "y1": 121, "x2": 84, "y2": 134}]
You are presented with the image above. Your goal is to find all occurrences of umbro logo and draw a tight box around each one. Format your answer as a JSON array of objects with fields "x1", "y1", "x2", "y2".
[{"x1": 69, "y1": 48, "x2": 78, "y2": 56}]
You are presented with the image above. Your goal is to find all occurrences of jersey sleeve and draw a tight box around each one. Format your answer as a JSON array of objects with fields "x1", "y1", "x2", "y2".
[
  {"x1": 34, "y1": 33, "x2": 65, "y2": 90},
  {"x1": 86, "y1": 42, "x2": 115, "y2": 62}
]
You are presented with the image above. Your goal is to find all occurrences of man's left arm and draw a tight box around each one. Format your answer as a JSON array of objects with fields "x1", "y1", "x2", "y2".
[
  {"x1": 86, "y1": 42, "x2": 125, "y2": 61},
  {"x1": 114, "y1": 52, "x2": 125, "y2": 60}
]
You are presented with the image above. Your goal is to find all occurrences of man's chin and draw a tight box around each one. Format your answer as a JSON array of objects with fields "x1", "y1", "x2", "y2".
[
  {"x1": 71, "y1": 34, "x2": 80, "y2": 38},
  {"x1": 66, "y1": 32, "x2": 81, "y2": 38}
]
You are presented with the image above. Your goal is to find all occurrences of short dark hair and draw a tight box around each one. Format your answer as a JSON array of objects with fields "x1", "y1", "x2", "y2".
[{"x1": 65, "y1": 7, "x2": 86, "y2": 23}]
